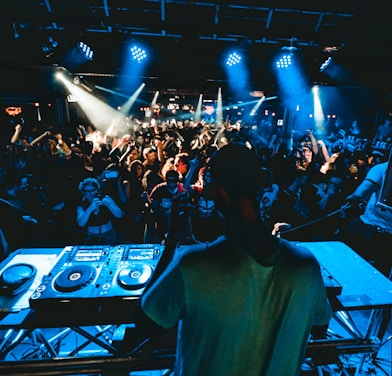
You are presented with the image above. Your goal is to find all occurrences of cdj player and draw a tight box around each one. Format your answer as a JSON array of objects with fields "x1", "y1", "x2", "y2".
[{"x1": 29, "y1": 244, "x2": 163, "y2": 323}]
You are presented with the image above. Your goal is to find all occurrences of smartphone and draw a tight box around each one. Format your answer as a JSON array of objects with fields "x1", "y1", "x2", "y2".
[{"x1": 104, "y1": 170, "x2": 119, "y2": 179}]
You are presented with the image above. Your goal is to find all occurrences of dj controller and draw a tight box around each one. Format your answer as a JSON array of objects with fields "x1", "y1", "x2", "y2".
[
  {"x1": 1, "y1": 242, "x2": 343, "y2": 323},
  {"x1": 28, "y1": 244, "x2": 164, "y2": 321}
]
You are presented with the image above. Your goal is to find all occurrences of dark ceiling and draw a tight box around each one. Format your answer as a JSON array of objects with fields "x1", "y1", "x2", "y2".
[{"x1": 0, "y1": 0, "x2": 391, "y2": 102}]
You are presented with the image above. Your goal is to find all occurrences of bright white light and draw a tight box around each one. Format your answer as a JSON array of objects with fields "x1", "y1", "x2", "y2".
[
  {"x1": 194, "y1": 94, "x2": 203, "y2": 123},
  {"x1": 79, "y1": 42, "x2": 94, "y2": 60},
  {"x1": 56, "y1": 73, "x2": 124, "y2": 132},
  {"x1": 250, "y1": 96, "x2": 265, "y2": 117},
  {"x1": 226, "y1": 52, "x2": 242, "y2": 66},
  {"x1": 119, "y1": 83, "x2": 146, "y2": 115},
  {"x1": 216, "y1": 87, "x2": 223, "y2": 125},
  {"x1": 320, "y1": 56, "x2": 333, "y2": 72},
  {"x1": 276, "y1": 54, "x2": 292, "y2": 68},
  {"x1": 151, "y1": 91, "x2": 159, "y2": 107},
  {"x1": 312, "y1": 85, "x2": 325, "y2": 133},
  {"x1": 131, "y1": 45, "x2": 147, "y2": 63}
]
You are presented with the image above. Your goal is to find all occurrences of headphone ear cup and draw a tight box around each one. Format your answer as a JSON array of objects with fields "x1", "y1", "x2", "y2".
[{"x1": 0, "y1": 263, "x2": 37, "y2": 296}]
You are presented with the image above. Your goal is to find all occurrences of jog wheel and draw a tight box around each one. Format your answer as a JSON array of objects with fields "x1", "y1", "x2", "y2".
[
  {"x1": 117, "y1": 263, "x2": 153, "y2": 290},
  {"x1": 54, "y1": 265, "x2": 96, "y2": 292}
]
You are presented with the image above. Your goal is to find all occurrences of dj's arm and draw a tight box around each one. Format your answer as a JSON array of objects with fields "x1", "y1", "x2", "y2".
[
  {"x1": 143, "y1": 192, "x2": 190, "y2": 293},
  {"x1": 133, "y1": 193, "x2": 190, "y2": 337}
]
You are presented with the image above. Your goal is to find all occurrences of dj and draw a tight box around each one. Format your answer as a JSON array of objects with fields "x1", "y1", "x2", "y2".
[{"x1": 134, "y1": 142, "x2": 332, "y2": 376}]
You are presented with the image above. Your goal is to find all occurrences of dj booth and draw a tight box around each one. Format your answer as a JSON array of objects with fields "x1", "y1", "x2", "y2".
[{"x1": 0, "y1": 241, "x2": 391, "y2": 375}]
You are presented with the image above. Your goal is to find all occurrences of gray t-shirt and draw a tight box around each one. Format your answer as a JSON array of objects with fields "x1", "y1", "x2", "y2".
[{"x1": 141, "y1": 236, "x2": 332, "y2": 376}]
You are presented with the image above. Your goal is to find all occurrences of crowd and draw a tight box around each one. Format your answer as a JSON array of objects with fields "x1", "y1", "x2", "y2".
[{"x1": 0, "y1": 112, "x2": 391, "y2": 277}]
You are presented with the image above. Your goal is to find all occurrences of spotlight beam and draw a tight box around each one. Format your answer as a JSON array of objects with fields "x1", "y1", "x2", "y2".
[
  {"x1": 56, "y1": 72, "x2": 124, "y2": 132},
  {"x1": 250, "y1": 96, "x2": 266, "y2": 115},
  {"x1": 194, "y1": 94, "x2": 203, "y2": 123},
  {"x1": 151, "y1": 91, "x2": 159, "y2": 107},
  {"x1": 216, "y1": 87, "x2": 223, "y2": 126},
  {"x1": 120, "y1": 83, "x2": 146, "y2": 115}
]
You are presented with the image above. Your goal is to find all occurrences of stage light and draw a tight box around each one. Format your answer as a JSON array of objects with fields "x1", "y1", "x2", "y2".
[
  {"x1": 41, "y1": 36, "x2": 58, "y2": 58},
  {"x1": 275, "y1": 37, "x2": 299, "y2": 69},
  {"x1": 78, "y1": 41, "x2": 94, "y2": 60},
  {"x1": 320, "y1": 56, "x2": 333, "y2": 72},
  {"x1": 62, "y1": 41, "x2": 95, "y2": 69},
  {"x1": 56, "y1": 72, "x2": 124, "y2": 132},
  {"x1": 275, "y1": 54, "x2": 293, "y2": 69},
  {"x1": 226, "y1": 52, "x2": 242, "y2": 67},
  {"x1": 72, "y1": 75, "x2": 94, "y2": 92},
  {"x1": 224, "y1": 49, "x2": 249, "y2": 98},
  {"x1": 130, "y1": 45, "x2": 147, "y2": 63},
  {"x1": 12, "y1": 22, "x2": 19, "y2": 39}
]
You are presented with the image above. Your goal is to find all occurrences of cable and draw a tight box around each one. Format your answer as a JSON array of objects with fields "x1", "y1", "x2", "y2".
[{"x1": 279, "y1": 206, "x2": 347, "y2": 236}]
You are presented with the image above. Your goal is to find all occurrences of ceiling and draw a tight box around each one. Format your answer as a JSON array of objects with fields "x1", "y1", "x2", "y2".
[{"x1": 0, "y1": 0, "x2": 391, "y2": 102}]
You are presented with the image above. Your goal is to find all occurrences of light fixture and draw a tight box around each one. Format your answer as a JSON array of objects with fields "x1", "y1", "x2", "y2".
[
  {"x1": 72, "y1": 75, "x2": 94, "y2": 92},
  {"x1": 275, "y1": 37, "x2": 298, "y2": 69},
  {"x1": 130, "y1": 45, "x2": 147, "y2": 63},
  {"x1": 78, "y1": 41, "x2": 94, "y2": 60},
  {"x1": 12, "y1": 22, "x2": 19, "y2": 39},
  {"x1": 319, "y1": 56, "x2": 333, "y2": 72},
  {"x1": 226, "y1": 52, "x2": 242, "y2": 66},
  {"x1": 319, "y1": 44, "x2": 343, "y2": 73},
  {"x1": 275, "y1": 54, "x2": 293, "y2": 69},
  {"x1": 41, "y1": 36, "x2": 58, "y2": 58}
]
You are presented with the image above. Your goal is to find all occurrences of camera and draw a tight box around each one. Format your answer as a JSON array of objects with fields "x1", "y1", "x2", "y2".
[{"x1": 95, "y1": 192, "x2": 103, "y2": 200}]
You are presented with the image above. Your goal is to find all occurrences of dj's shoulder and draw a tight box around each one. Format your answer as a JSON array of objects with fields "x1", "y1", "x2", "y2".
[
  {"x1": 278, "y1": 238, "x2": 320, "y2": 266},
  {"x1": 176, "y1": 235, "x2": 227, "y2": 259}
]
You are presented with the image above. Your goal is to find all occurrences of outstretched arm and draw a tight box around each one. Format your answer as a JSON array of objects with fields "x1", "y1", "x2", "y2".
[{"x1": 133, "y1": 193, "x2": 191, "y2": 337}]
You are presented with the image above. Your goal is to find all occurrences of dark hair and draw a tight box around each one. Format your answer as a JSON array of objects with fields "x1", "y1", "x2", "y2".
[
  {"x1": 130, "y1": 159, "x2": 144, "y2": 172},
  {"x1": 208, "y1": 142, "x2": 262, "y2": 196},
  {"x1": 175, "y1": 152, "x2": 190, "y2": 165},
  {"x1": 165, "y1": 169, "x2": 179, "y2": 182},
  {"x1": 78, "y1": 177, "x2": 100, "y2": 193}
]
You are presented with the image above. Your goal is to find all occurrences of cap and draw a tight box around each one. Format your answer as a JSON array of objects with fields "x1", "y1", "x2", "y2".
[
  {"x1": 370, "y1": 150, "x2": 385, "y2": 157},
  {"x1": 165, "y1": 169, "x2": 179, "y2": 182}
]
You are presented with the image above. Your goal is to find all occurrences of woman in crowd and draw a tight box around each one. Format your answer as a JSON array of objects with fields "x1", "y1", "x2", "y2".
[{"x1": 76, "y1": 177, "x2": 123, "y2": 245}]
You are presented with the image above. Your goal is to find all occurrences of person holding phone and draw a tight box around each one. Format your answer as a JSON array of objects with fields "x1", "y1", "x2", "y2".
[{"x1": 76, "y1": 177, "x2": 123, "y2": 245}]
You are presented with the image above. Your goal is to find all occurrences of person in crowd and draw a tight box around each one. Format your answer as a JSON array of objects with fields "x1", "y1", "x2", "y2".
[
  {"x1": 335, "y1": 160, "x2": 392, "y2": 277},
  {"x1": 121, "y1": 159, "x2": 148, "y2": 243},
  {"x1": 0, "y1": 171, "x2": 48, "y2": 251},
  {"x1": 373, "y1": 114, "x2": 392, "y2": 143},
  {"x1": 76, "y1": 177, "x2": 123, "y2": 245},
  {"x1": 348, "y1": 120, "x2": 362, "y2": 138},
  {"x1": 187, "y1": 164, "x2": 225, "y2": 242},
  {"x1": 258, "y1": 166, "x2": 280, "y2": 228},
  {"x1": 83, "y1": 124, "x2": 106, "y2": 154},
  {"x1": 146, "y1": 169, "x2": 189, "y2": 244},
  {"x1": 97, "y1": 162, "x2": 130, "y2": 241},
  {"x1": 134, "y1": 131, "x2": 147, "y2": 157},
  {"x1": 134, "y1": 142, "x2": 332, "y2": 376},
  {"x1": 173, "y1": 152, "x2": 191, "y2": 181},
  {"x1": 142, "y1": 146, "x2": 161, "y2": 174},
  {"x1": 120, "y1": 145, "x2": 141, "y2": 170},
  {"x1": 108, "y1": 133, "x2": 132, "y2": 163}
]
